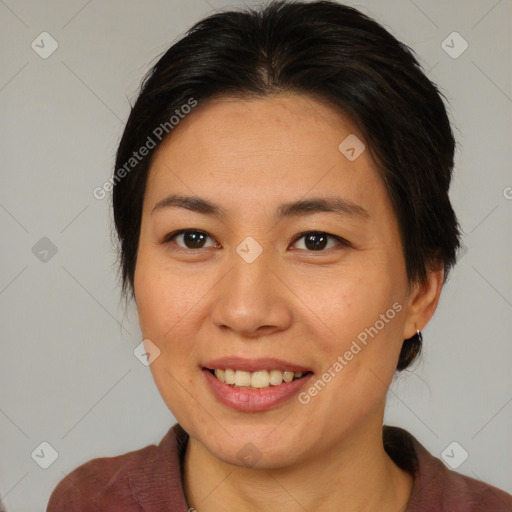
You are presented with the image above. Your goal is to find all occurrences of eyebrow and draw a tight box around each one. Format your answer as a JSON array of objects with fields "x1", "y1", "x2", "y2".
[{"x1": 152, "y1": 194, "x2": 369, "y2": 220}]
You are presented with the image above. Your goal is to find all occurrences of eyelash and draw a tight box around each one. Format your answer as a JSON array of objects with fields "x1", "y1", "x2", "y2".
[{"x1": 162, "y1": 229, "x2": 351, "y2": 253}]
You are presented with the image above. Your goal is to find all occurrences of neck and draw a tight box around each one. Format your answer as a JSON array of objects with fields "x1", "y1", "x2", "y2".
[{"x1": 183, "y1": 408, "x2": 413, "y2": 512}]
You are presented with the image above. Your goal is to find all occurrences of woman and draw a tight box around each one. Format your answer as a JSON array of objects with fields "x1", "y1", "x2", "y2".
[{"x1": 47, "y1": 1, "x2": 512, "y2": 510}]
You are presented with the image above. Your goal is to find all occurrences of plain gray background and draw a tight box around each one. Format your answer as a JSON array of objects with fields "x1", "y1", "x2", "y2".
[{"x1": 0, "y1": 0, "x2": 511, "y2": 510}]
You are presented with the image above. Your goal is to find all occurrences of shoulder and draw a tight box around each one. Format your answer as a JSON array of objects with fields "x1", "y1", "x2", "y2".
[
  {"x1": 46, "y1": 424, "x2": 185, "y2": 512},
  {"x1": 432, "y1": 468, "x2": 512, "y2": 511},
  {"x1": 414, "y1": 456, "x2": 512, "y2": 511},
  {"x1": 46, "y1": 443, "x2": 158, "y2": 511},
  {"x1": 383, "y1": 426, "x2": 512, "y2": 512}
]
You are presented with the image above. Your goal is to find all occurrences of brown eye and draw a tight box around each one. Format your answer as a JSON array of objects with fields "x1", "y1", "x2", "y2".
[
  {"x1": 164, "y1": 230, "x2": 216, "y2": 250},
  {"x1": 292, "y1": 231, "x2": 348, "y2": 251}
]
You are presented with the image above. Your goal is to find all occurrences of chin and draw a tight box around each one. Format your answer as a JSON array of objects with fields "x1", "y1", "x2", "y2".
[
  {"x1": 183, "y1": 413, "x2": 314, "y2": 469},
  {"x1": 212, "y1": 434, "x2": 307, "y2": 470}
]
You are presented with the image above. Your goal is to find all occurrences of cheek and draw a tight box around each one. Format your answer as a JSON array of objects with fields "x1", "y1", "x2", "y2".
[
  {"x1": 134, "y1": 250, "x2": 201, "y2": 399},
  {"x1": 309, "y1": 262, "x2": 393, "y2": 322},
  {"x1": 302, "y1": 278, "x2": 405, "y2": 426},
  {"x1": 134, "y1": 246, "x2": 180, "y2": 339},
  {"x1": 306, "y1": 262, "x2": 406, "y2": 370},
  {"x1": 133, "y1": 246, "x2": 211, "y2": 347}
]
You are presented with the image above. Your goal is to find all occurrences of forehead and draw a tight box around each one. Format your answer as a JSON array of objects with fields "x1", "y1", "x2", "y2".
[
  {"x1": 144, "y1": 93, "x2": 388, "y2": 217},
  {"x1": 160, "y1": 93, "x2": 366, "y2": 159}
]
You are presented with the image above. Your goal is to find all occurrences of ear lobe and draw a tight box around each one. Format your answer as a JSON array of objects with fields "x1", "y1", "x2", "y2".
[{"x1": 403, "y1": 266, "x2": 444, "y2": 340}]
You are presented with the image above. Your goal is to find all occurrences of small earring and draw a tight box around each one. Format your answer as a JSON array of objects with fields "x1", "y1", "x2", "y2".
[{"x1": 416, "y1": 329, "x2": 422, "y2": 342}]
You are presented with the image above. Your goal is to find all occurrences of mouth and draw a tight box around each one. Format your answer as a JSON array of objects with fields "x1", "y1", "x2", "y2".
[{"x1": 201, "y1": 358, "x2": 314, "y2": 412}]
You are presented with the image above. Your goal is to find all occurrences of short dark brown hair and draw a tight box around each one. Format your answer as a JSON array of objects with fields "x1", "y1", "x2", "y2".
[{"x1": 112, "y1": 0, "x2": 461, "y2": 370}]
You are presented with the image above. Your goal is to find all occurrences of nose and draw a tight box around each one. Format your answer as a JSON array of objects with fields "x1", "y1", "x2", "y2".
[{"x1": 210, "y1": 251, "x2": 293, "y2": 339}]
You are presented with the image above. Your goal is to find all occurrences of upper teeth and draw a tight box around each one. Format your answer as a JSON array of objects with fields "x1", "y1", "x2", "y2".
[{"x1": 214, "y1": 369, "x2": 304, "y2": 388}]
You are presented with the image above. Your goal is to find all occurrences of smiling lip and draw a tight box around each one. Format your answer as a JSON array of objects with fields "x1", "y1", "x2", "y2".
[
  {"x1": 203, "y1": 369, "x2": 312, "y2": 411},
  {"x1": 202, "y1": 357, "x2": 313, "y2": 412}
]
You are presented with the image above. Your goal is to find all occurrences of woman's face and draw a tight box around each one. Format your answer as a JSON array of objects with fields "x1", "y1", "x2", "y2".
[{"x1": 134, "y1": 93, "x2": 421, "y2": 468}]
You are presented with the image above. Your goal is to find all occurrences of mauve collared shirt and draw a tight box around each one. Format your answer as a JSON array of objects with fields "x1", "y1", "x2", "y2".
[{"x1": 47, "y1": 423, "x2": 512, "y2": 511}]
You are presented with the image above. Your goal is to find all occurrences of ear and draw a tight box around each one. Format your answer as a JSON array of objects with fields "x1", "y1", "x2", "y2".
[{"x1": 403, "y1": 265, "x2": 444, "y2": 339}]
